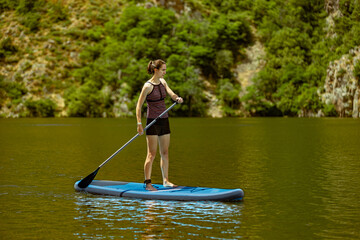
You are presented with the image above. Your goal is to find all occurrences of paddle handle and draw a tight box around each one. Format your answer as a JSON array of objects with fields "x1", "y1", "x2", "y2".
[{"x1": 98, "y1": 102, "x2": 178, "y2": 168}]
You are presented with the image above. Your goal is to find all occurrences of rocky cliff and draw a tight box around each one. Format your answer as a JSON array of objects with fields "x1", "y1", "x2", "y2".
[
  {"x1": 321, "y1": 47, "x2": 360, "y2": 117},
  {"x1": 321, "y1": 0, "x2": 360, "y2": 118}
]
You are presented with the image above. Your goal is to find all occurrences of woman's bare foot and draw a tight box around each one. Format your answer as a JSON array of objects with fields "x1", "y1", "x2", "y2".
[
  {"x1": 163, "y1": 180, "x2": 178, "y2": 188},
  {"x1": 145, "y1": 183, "x2": 158, "y2": 191}
]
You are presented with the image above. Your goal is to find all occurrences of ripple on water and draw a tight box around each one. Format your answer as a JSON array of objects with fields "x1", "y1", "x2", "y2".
[{"x1": 73, "y1": 193, "x2": 244, "y2": 239}]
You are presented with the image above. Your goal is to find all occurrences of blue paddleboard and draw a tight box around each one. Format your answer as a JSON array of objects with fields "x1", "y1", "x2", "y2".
[{"x1": 74, "y1": 180, "x2": 244, "y2": 201}]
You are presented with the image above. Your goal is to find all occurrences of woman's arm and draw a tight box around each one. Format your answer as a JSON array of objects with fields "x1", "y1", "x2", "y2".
[
  {"x1": 161, "y1": 79, "x2": 183, "y2": 103},
  {"x1": 136, "y1": 83, "x2": 151, "y2": 134}
]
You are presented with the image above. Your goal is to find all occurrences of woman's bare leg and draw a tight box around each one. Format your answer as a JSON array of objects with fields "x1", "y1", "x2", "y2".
[
  {"x1": 144, "y1": 135, "x2": 158, "y2": 191},
  {"x1": 159, "y1": 134, "x2": 177, "y2": 187}
]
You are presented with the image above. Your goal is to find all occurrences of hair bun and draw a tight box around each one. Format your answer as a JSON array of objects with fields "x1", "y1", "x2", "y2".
[{"x1": 147, "y1": 59, "x2": 166, "y2": 75}]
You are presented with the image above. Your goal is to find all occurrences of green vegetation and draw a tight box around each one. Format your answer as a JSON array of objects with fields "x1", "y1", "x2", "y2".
[
  {"x1": 0, "y1": 77, "x2": 58, "y2": 117},
  {"x1": 1, "y1": 0, "x2": 360, "y2": 117},
  {"x1": 239, "y1": 0, "x2": 360, "y2": 117},
  {"x1": 0, "y1": 37, "x2": 18, "y2": 60},
  {"x1": 68, "y1": 4, "x2": 252, "y2": 116},
  {"x1": 24, "y1": 98, "x2": 57, "y2": 117},
  {"x1": 354, "y1": 61, "x2": 360, "y2": 87}
]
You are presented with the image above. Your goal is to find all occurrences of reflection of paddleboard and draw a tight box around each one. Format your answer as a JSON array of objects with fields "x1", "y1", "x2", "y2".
[{"x1": 74, "y1": 180, "x2": 244, "y2": 201}]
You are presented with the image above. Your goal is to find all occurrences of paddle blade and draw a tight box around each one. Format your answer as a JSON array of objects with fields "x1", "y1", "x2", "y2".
[{"x1": 77, "y1": 167, "x2": 100, "y2": 188}]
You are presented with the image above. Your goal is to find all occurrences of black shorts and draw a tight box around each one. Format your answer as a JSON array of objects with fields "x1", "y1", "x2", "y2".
[{"x1": 146, "y1": 118, "x2": 171, "y2": 136}]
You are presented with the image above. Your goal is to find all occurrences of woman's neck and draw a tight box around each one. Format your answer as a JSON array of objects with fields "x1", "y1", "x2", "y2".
[{"x1": 150, "y1": 76, "x2": 161, "y2": 84}]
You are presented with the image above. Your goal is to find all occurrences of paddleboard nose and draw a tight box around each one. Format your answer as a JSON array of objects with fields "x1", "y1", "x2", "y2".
[{"x1": 74, "y1": 180, "x2": 83, "y2": 190}]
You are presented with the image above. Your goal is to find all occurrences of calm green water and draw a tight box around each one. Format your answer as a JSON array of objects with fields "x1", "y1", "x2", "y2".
[{"x1": 1, "y1": 117, "x2": 359, "y2": 239}]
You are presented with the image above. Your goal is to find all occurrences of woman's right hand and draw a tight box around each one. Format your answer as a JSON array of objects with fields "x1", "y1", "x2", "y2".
[{"x1": 137, "y1": 124, "x2": 144, "y2": 135}]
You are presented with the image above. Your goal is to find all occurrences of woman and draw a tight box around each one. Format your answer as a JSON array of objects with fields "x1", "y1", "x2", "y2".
[{"x1": 136, "y1": 59, "x2": 183, "y2": 191}]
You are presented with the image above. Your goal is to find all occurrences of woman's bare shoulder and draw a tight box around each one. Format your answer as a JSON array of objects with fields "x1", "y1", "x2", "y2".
[
  {"x1": 144, "y1": 81, "x2": 152, "y2": 87},
  {"x1": 142, "y1": 81, "x2": 153, "y2": 94},
  {"x1": 159, "y1": 78, "x2": 168, "y2": 86}
]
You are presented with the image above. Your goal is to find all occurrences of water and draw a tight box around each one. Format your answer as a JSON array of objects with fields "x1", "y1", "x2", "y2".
[{"x1": 0, "y1": 117, "x2": 359, "y2": 239}]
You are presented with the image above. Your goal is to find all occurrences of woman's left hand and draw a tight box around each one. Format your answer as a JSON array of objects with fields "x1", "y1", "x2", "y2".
[
  {"x1": 137, "y1": 124, "x2": 144, "y2": 135},
  {"x1": 176, "y1": 97, "x2": 183, "y2": 104}
]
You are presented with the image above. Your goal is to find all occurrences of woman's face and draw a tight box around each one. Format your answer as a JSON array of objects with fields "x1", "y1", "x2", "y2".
[{"x1": 156, "y1": 64, "x2": 166, "y2": 78}]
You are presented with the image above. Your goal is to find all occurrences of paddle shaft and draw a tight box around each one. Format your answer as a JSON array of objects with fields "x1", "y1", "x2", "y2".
[{"x1": 98, "y1": 102, "x2": 178, "y2": 168}]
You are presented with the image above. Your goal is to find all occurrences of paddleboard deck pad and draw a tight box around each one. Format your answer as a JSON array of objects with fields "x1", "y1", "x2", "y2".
[{"x1": 74, "y1": 180, "x2": 244, "y2": 201}]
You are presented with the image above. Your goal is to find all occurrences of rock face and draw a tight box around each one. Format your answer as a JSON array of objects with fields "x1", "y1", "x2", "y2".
[
  {"x1": 325, "y1": 0, "x2": 340, "y2": 14},
  {"x1": 321, "y1": 0, "x2": 359, "y2": 118},
  {"x1": 321, "y1": 46, "x2": 360, "y2": 118},
  {"x1": 236, "y1": 40, "x2": 266, "y2": 96}
]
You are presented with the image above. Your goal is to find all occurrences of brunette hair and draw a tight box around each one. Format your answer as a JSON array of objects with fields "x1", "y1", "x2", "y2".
[{"x1": 147, "y1": 59, "x2": 165, "y2": 74}]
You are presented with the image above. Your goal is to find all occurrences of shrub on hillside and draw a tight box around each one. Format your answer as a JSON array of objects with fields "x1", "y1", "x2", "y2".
[
  {"x1": 25, "y1": 98, "x2": 57, "y2": 117},
  {"x1": 0, "y1": 37, "x2": 18, "y2": 59},
  {"x1": 0, "y1": 79, "x2": 27, "y2": 100}
]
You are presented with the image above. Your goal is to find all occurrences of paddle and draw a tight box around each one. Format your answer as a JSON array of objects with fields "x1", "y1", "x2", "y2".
[{"x1": 77, "y1": 102, "x2": 178, "y2": 188}]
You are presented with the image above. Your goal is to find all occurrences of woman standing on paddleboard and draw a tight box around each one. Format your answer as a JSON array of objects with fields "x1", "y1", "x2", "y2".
[{"x1": 136, "y1": 59, "x2": 183, "y2": 191}]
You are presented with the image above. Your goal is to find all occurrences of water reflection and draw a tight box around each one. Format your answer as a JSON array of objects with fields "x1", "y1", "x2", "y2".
[
  {"x1": 74, "y1": 194, "x2": 243, "y2": 239},
  {"x1": 311, "y1": 120, "x2": 360, "y2": 240}
]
